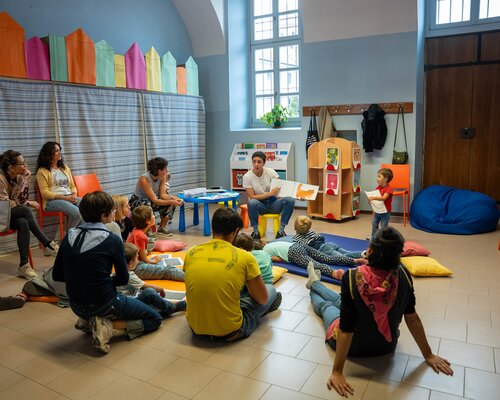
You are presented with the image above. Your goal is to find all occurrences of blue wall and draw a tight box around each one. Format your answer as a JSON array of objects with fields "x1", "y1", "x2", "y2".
[
  {"x1": 199, "y1": 31, "x2": 418, "y2": 211},
  {"x1": 1, "y1": 0, "x2": 193, "y2": 62}
]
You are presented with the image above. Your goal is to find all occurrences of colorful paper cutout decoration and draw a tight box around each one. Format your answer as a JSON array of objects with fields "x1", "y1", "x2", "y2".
[
  {"x1": 0, "y1": 12, "x2": 27, "y2": 78},
  {"x1": 65, "y1": 28, "x2": 96, "y2": 85},
  {"x1": 176, "y1": 65, "x2": 187, "y2": 94},
  {"x1": 114, "y1": 54, "x2": 126, "y2": 88},
  {"x1": 25, "y1": 37, "x2": 50, "y2": 80},
  {"x1": 161, "y1": 52, "x2": 177, "y2": 93},
  {"x1": 185, "y1": 56, "x2": 199, "y2": 96},
  {"x1": 95, "y1": 40, "x2": 115, "y2": 87},
  {"x1": 145, "y1": 47, "x2": 161, "y2": 92},
  {"x1": 42, "y1": 35, "x2": 68, "y2": 82},
  {"x1": 125, "y1": 43, "x2": 146, "y2": 90}
]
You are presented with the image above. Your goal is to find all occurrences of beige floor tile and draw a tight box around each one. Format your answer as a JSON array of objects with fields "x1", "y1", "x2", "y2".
[
  {"x1": 347, "y1": 352, "x2": 410, "y2": 383},
  {"x1": 467, "y1": 324, "x2": 500, "y2": 347},
  {"x1": 495, "y1": 348, "x2": 500, "y2": 374},
  {"x1": 429, "y1": 391, "x2": 469, "y2": 400},
  {"x1": 293, "y1": 314, "x2": 326, "y2": 337},
  {"x1": 163, "y1": 332, "x2": 220, "y2": 363},
  {"x1": 396, "y1": 328, "x2": 441, "y2": 358},
  {"x1": 274, "y1": 276, "x2": 303, "y2": 294},
  {"x1": 426, "y1": 290, "x2": 468, "y2": 308},
  {"x1": 291, "y1": 296, "x2": 316, "y2": 315},
  {"x1": 46, "y1": 361, "x2": 121, "y2": 400},
  {"x1": 0, "y1": 324, "x2": 25, "y2": 345},
  {"x1": 402, "y1": 356, "x2": 465, "y2": 397},
  {"x1": 296, "y1": 336, "x2": 336, "y2": 365},
  {"x1": 361, "y1": 379, "x2": 430, "y2": 400},
  {"x1": 203, "y1": 342, "x2": 270, "y2": 376},
  {"x1": 0, "y1": 364, "x2": 25, "y2": 392},
  {"x1": 300, "y1": 363, "x2": 368, "y2": 400},
  {"x1": 0, "y1": 305, "x2": 57, "y2": 331},
  {"x1": 420, "y1": 317, "x2": 467, "y2": 341},
  {"x1": 19, "y1": 313, "x2": 75, "y2": 342},
  {"x1": 469, "y1": 294, "x2": 500, "y2": 311},
  {"x1": 261, "y1": 309, "x2": 307, "y2": 331},
  {"x1": 156, "y1": 391, "x2": 191, "y2": 400},
  {"x1": 0, "y1": 378, "x2": 60, "y2": 400},
  {"x1": 109, "y1": 346, "x2": 177, "y2": 381},
  {"x1": 193, "y1": 371, "x2": 269, "y2": 400},
  {"x1": 252, "y1": 327, "x2": 311, "y2": 357},
  {"x1": 438, "y1": 339, "x2": 494, "y2": 372},
  {"x1": 148, "y1": 357, "x2": 220, "y2": 398},
  {"x1": 0, "y1": 335, "x2": 54, "y2": 369},
  {"x1": 464, "y1": 368, "x2": 500, "y2": 400},
  {"x1": 249, "y1": 353, "x2": 316, "y2": 391},
  {"x1": 87, "y1": 375, "x2": 165, "y2": 400},
  {"x1": 490, "y1": 309, "x2": 500, "y2": 327},
  {"x1": 445, "y1": 305, "x2": 492, "y2": 325},
  {"x1": 278, "y1": 292, "x2": 303, "y2": 311},
  {"x1": 415, "y1": 300, "x2": 447, "y2": 320},
  {"x1": 260, "y1": 385, "x2": 325, "y2": 400}
]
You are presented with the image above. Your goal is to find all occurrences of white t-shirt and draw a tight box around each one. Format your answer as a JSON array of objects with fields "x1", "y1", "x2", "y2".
[
  {"x1": 50, "y1": 168, "x2": 71, "y2": 195},
  {"x1": 116, "y1": 271, "x2": 144, "y2": 297},
  {"x1": 242, "y1": 167, "x2": 279, "y2": 195}
]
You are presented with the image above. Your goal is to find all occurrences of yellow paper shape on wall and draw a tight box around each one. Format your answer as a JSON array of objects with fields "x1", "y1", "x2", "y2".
[
  {"x1": 114, "y1": 54, "x2": 126, "y2": 88},
  {"x1": 145, "y1": 47, "x2": 161, "y2": 92}
]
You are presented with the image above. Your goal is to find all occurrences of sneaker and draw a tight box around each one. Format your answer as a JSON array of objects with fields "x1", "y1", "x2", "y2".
[
  {"x1": 0, "y1": 296, "x2": 25, "y2": 311},
  {"x1": 361, "y1": 250, "x2": 368, "y2": 259},
  {"x1": 18, "y1": 264, "x2": 38, "y2": 280},
  {"x1": 43, "y1": 241, "x2": 59, "y2": 257},
  {"x1": 275, "y1": 230, "x2": 287, "y2": 239},
  {"x1": 174, "y1": 300, "x2": 187, "y2": 312},
  {"x1": 366, "y1": 236, "x2": 371, "y2": 241},
  {"x1": 267, "y1": 292, "x2": 282, "y2": 313},
  {"x1": 75, "y1": 317, "x2": 91, "y2": 333},
  {"x1": 90, "y1": 316, "x2": 113, "y2": 354},
  {"x1": 250, "y1": 231, "x2": 261, "y2": 240},
  {"x1": 157, "y1": 226, "x2": 173, "y2": 237}
]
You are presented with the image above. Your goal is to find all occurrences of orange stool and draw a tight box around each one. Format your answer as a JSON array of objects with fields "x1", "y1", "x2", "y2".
[
  {"x1": 258, "y1": 213, "x2": 280, "y2": 237},
  {"x1": 239, "y1": 204, "x2": 249, "y2": 228},
  {"x1": 0, "y1": 229, "x2": 35, "y2": 267}
]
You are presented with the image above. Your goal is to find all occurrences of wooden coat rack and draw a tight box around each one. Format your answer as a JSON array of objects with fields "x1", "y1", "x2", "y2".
[{"x1": 302, "y1": 102, "x2": 413, "y2": 116}]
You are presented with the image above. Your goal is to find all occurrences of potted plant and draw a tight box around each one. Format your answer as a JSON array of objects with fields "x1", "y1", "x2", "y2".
[{"x1": 260, "y1": 104, "x2": 291, "y2": 128}]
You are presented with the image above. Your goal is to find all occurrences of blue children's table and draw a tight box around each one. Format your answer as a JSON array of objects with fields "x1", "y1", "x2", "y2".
[{"x1": 178, "y1": 191, "x2": 240, "y2": 236}]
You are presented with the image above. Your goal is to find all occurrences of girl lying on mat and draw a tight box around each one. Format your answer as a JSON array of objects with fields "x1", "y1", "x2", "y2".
[
  {"x1": 306, "y1": 226, "x2": 453, "y2": 398},
  {"x1": 262, "y1": 241, "x2": 367, "y2": 280}
]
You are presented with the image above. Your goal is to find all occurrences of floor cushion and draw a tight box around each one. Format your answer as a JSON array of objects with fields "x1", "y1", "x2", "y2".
[{"x1": 410, "y1": 185, "x2": 499, "y2": 235}]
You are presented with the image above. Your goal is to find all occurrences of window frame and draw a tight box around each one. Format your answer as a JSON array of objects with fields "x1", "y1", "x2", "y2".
[
  {"x1": 249, "y1": 0, "x2": 301, "y2": 127},
  {"x1": 429, "y1": 0, "x2": 500, "y2": 32}
]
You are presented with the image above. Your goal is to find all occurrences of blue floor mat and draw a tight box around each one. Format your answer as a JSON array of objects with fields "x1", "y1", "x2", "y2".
[{"x1": 273, "y1": 234, "x2": 368, "y2": 285}]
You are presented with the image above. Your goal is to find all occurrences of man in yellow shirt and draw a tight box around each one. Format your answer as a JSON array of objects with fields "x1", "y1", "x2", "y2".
[{"x1": 184, "y1": 208, "x2": 281, "y2": 341}]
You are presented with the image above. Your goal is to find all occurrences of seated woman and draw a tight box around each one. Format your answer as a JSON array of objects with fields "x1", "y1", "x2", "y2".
[
  {"x1": 129, "y1": 157, "x2": 183, "y2": 237},
  {"x1": 35, "y1": 141, "x2": 82, "y2": 231},
  {"x1": 306, "y1": 226, "x2": 453, "y2": 398},
  {"x1": 0, "y1": 150, "x2": 58, "y2": 279},
  {"x1": 52, "y1": 191, "x2": 162, "y2": 354}
]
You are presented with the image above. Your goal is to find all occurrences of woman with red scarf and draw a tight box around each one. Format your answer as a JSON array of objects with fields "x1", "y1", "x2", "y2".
[{"x1": 306, "y1": 226, "x2": 453, "y2": 398}]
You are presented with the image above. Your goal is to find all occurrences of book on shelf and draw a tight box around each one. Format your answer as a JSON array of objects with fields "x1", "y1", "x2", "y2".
[
  {"x1": 353, "y1": 170, "x2": 360, "y2": 192},
  {"x1": 325, "y1": 172, "x2": 339, "y2": 195},
  {"x1": 364, "y1": 189, "x2": 387, "y2": 214},
  {"x1": 352, "y1": 148, "x2": 361, "y2": 169},
  {"x1": 266, "y1": 143, "x2": 278, "y2": 149},
  {"x1": 352, "y1": 193, "x2": 361, "y2": 215},
  {"x1": 270, "y1": 179, "x2": 319, "y2": 200},
  {"x1": 326, "y1": 147, "x2": 340, "y2": 170}
]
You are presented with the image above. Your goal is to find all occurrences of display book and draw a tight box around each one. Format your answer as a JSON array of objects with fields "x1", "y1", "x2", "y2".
[
  {"x1": 270, "y1": 179, "x2": 319, "y2": 201},
  {"x1": 157, "y1": 255, "x2": 186, "y2": 302},
  {"x1": 307, "y1": 137, "x2": 362, "y2": 221}
]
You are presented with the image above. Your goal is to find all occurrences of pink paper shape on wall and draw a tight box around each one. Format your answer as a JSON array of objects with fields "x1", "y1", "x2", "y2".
[
  {"x1": 0, "y1": 12, "x2": 27, "y2": 78},
  {"x1": 125, "y1": 43, "x2": 146, "y2": 90},
  {"x1": 25, "y1": 37, "x2": 50, "y2": 80}
]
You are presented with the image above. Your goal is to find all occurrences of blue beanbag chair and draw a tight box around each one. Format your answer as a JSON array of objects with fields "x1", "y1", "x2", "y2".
[{"x1": 410, "y1": 185, "x2": 499, "y2": 235}]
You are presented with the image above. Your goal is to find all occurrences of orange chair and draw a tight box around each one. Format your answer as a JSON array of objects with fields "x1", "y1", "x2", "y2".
[
  {"x1": 36, "y1": 184, "x2": 66, "y2": 242},
  {"x1": 0, "y1": 230, "x2": 35, "y2": 267},
  {"x1": 381, "y1": 164, "x2": 410, "y2": 226},
  {"x1": 73, "y1": 173, "x2": 102, "y2": 197}
]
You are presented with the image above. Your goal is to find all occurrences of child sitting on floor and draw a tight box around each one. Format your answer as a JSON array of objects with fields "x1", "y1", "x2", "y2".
[
  {"x1": 234, "y1": 233, "x2": 274, "y2": 285},
  {"x1": 293, "y1": 216, "x2": 367, "y2": 259},
  {"x1": 117, "y1": 243, "x2": 186, "y2": 317},
  {"x1": 127, "y1": 205, "x2": 185, "y2": 281}
]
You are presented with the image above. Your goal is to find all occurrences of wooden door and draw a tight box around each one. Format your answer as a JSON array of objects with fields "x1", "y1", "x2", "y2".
[{"x1": 424, "y1": 66, "x2": 473, "y2": 189}]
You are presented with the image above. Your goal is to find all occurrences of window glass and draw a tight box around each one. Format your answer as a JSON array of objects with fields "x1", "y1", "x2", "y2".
[
  {"x1": 255, "y1": 48, "x2": 274, "y2": 71},
  {"x1": 254, "y1": 16, "x2": 273, "y2": 40},
  {"x1": 279, "y1": 0, "x2": 298, "y2": 12},
  {"x1": 279, "y1": 45, "x2": 299, "y2": 68},
  {"x1": 256, "y1": 97, "x2": 274, "y2": 119},
  {"x1": 255, "y1": 72, "x2": 274, "y2": 95},
  {"x1": 480, "y1": 0, "x2": 500, "y2": 18},
  {"x1": 279, "y1": 12, "x2": 299, "y2": 37},
  {"x1": 280, "y1": 70, "x2": 299, "y2": 93},
  {"x1": 254, "y1": 0, "x2": 273, "y2": 16}
]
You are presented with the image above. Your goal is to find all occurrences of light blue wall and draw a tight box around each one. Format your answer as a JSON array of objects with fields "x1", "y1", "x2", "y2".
[
  {"x1": 199, "y1": 31, "x2": 418, "y2": 212},
  {"x1": 1, "y1": 0, "x2": 193, "y2": 62}
]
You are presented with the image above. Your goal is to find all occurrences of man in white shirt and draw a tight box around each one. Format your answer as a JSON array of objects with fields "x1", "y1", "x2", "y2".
[{"x1": 242, "y1": 151, "x2": 295, "y2": 239}]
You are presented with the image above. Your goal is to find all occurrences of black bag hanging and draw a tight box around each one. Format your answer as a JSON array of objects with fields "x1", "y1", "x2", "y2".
[
  {"x1": 392, "y1": 106, "x2": 409, "y2": 164},
  {"x1": 306, "y1": 109, "x2": 320, "y2": 157}
]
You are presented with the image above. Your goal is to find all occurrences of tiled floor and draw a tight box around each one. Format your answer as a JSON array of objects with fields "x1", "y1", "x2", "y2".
[{"x1": 0, "y1": 208, "x2": 499, "y2": 400}]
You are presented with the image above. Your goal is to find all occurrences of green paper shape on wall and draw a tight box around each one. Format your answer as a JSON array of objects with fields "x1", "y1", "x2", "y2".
[
  {"x1": 161, "y1": 52, "x2": 177, "y2": 94},
  {"x1": 95, "y1": 40, "x2": 115, "y2": 87},
  {"x1": 185, "y1": 56, "x2": 199, "y2": 96},
  {"x1": 146, "y1": 47, "x2": 161, "y2": 92},
  {"x1": 42, "y1": 34, "x2": 68, "y2": 82}
]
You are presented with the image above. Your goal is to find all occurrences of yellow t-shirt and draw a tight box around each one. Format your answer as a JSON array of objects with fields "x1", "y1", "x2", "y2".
[{"x1": 184, "y1": 239, "x2": 262, "y2": 336}]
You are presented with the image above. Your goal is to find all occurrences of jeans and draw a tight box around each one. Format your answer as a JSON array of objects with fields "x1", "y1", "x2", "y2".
[
  {"x1": 10, "y1": 205, "x2": 51, "y2": 266},
  {"x1": 137, "y1": 287, "x2": 177, "y2": 317},
  {"x1": 248, "y1": 196, "x2": 295, "y2": 230},
  {"x1": 309, "y1": 281, "x2": 341, "y2": 330},
  {"x1": 135, "y1": 261, "x2": 185, "y2": 281},
  {"x1": 315, "y1": 242, "x2": 362, "y2": 259},
  {"x1": 371, "y1": 212, "x2": 390, "y2": 239},
  {"x1": 46, "y1": 198, "x2": 83, "y2": 230},
  {"x1": 70, "y1": 293, "x2": 162, "y2": 340}
]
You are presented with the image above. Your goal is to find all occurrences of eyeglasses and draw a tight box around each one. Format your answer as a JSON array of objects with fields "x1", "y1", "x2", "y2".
[{"x1": 15, "y1": 162, "x2": 26, "y2": 166}]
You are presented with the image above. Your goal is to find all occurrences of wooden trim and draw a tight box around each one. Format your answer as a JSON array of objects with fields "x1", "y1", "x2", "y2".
[{"x1": 302, "y1": 102, "x2": 413, "y2": 116}]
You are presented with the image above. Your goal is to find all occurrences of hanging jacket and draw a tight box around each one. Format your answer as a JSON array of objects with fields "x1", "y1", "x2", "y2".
[{"x1": 361, "y1": 104, "x2": 387, "y2": 152}]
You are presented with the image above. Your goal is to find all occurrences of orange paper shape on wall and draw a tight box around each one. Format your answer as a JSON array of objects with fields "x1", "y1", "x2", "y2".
[
  {"x1": 65, "y1": 28, "x2": 96, "y2": 85},
  {"x1": 0, "y1": 12, "x2": 27, "y2": 78},
  {"x1": 176, "y1": 65, "x2": 187, "y2": 95}
]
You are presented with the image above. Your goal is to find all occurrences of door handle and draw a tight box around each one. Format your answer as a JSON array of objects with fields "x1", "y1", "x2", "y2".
[{"x1": 460, "y1": 127, "x2": 475, "y2": 139}]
